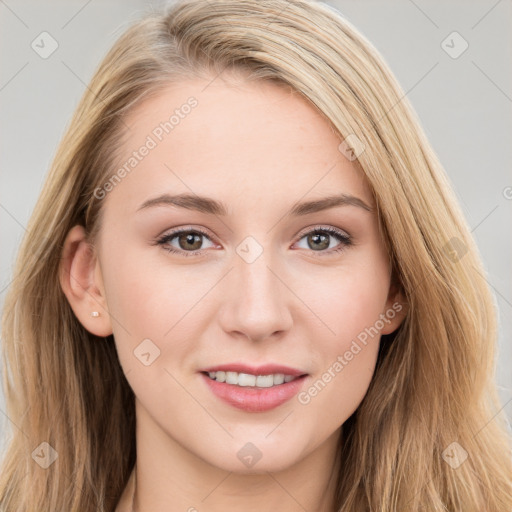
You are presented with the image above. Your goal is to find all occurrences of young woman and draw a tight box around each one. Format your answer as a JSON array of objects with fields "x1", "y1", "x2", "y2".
[{"x1": 1, "y1": 0, "x2": 511, "y2": 510}]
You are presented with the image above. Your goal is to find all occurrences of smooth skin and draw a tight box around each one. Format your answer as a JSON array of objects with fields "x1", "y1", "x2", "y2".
[{"x1": 60, "y1": 74, "x2": 406, "y2": 512}]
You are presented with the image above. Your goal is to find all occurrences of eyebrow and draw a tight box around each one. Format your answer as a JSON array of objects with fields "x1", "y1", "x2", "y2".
[{"x1": 136, "y1": 192, "x2": 373, "y2": 216}]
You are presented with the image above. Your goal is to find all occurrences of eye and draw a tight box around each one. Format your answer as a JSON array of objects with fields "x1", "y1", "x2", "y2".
[
  {"x1": 155, "y1": 225, "x2": 352, "y2": 258},
  {"x1": 155, "y1": 227, "x2": 216, "y2": 257},
  {"x1": 293, "y1": 226, "x2": 352, "y2": 256}
]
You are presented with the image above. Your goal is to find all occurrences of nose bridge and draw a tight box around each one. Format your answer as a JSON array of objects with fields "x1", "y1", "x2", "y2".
[
  {"x1": 219, "y1": 235, "x2": 292, "y2": 341},
  {"x1": 238, "y1": 245, "x2": 279, "y2": 305}
]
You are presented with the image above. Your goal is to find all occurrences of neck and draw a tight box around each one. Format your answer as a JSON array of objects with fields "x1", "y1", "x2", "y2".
[{"x1": 131, "y1": 460, "x2": 340, "y2": 512}]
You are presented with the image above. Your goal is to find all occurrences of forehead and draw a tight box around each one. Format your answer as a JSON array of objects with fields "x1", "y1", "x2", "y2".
[{"x1": 106, "y1": 77, "x2": 372, "y2": 216}]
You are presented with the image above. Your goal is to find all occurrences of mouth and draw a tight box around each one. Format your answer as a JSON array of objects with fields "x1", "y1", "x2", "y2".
[
  {"x1": 198, "y1": 366, "x2": 309, "y2": 412},
  {"x1": 201, "y1": 370, "x2": 306, "y2": 388}
]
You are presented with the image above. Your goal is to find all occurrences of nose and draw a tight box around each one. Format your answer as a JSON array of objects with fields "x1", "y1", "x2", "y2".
[{"x1": 217, "y1": 248, "x2": 293, "y2": 343}]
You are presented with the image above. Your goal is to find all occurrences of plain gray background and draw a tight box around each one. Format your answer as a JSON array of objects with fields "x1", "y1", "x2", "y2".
[{"x1": 1, "y1": 0, "x2": 511, "y2": 453}]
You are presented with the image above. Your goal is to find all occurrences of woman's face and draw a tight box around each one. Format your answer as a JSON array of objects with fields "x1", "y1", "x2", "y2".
[{"x1": 90, "y1": 76, "x2": 403, "y2": 473}]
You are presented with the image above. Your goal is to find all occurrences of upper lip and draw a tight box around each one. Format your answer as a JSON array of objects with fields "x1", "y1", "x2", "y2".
[{"x1": 199, "y1": 363, "x2": 307, "y2": 377}]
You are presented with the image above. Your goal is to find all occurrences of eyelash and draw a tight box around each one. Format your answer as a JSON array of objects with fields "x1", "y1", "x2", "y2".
[{"x1": 154, "y1": 225, "x2": 352, "y2": 258}]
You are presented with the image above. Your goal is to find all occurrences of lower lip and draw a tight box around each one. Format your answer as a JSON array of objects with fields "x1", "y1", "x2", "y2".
[{"x1": 200, "y1": 373, "x2": 308, "y2": 412}]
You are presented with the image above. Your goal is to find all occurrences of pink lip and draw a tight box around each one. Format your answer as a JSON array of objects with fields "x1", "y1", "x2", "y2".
[
  {"x1": 199, "y1": 364, "x2": 309, "y2": 413},
  {"x1": 199, "y1": 363, "x2": 306, "y2": 377}
]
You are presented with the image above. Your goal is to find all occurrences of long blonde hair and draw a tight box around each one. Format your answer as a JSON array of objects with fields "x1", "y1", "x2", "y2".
[{"x1": 1, "y1": 0, "x2": 511, "y2": 510}]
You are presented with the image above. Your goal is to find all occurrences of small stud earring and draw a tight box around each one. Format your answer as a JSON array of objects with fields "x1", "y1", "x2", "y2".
[{"x1": 91, "y1": 311, "x2": 100, "y2": 317}]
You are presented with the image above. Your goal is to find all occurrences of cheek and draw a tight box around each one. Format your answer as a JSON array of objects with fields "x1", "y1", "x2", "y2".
[
  {"x1": 294, "y1": 257, "x2": 389, "y2": 413},
  {"x1": 101, "y1": 243, "x2": 193, "y2": 333},
  {"x1": 101, "y1": 245, "x2": 218, "y2": 371},
  {"x1": 299, "y1": 343, "x2": 378, "y2": 426},
  {"x1": 297, "y1": 282, "x2": 383, "y2": 423},
  {"x1": 296, "y1": 255, "x2": 390, "y2": 345},
  {"x1": 102, "y1": 259, "x2": 163, "y2": 337}
]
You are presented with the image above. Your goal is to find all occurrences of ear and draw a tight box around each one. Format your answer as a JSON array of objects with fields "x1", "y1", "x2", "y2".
[
  {"x1": 59, "y1": 224, "x2": 113, "y2": 337},
  {"x1": 381, "y1": 271, "x2": 408, "y2": 335}
]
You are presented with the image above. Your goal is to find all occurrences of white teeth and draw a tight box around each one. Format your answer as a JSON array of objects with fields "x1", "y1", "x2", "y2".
[
  {"x1": 273, "y1": 373, "x2": 285, "y2": 385},
  {"x1": 256, "y1": 375, "x2": 274, "y2": 387},
  {"x1": 226, "y1": 371, "x2": 238, "y2": 385},
  {"x1": 206, "y1": 370, "x2": 299, "y2": 387},
  {"x1": 237, "y1": 373, "x2": 256, "y2": 387}
]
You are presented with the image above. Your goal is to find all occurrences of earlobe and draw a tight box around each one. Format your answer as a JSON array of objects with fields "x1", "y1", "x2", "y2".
[
  {"x1": 381, "y1": 295, "x2": 408, "y2": 335},
  {"x1": 59, "y1": 225, "x2": 113, "y2": 337},
  {"x1": 381, "y1": 276, "x2": 408, "y2": 335}
]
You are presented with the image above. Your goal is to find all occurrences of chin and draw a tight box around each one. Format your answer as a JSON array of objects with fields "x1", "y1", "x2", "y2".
[
  {"x1": 199, "y1": 439, "x2": 305, "y2": 475},
  {"x1": 217, "y1": 455, "x2": 300, "y2": 475}
]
